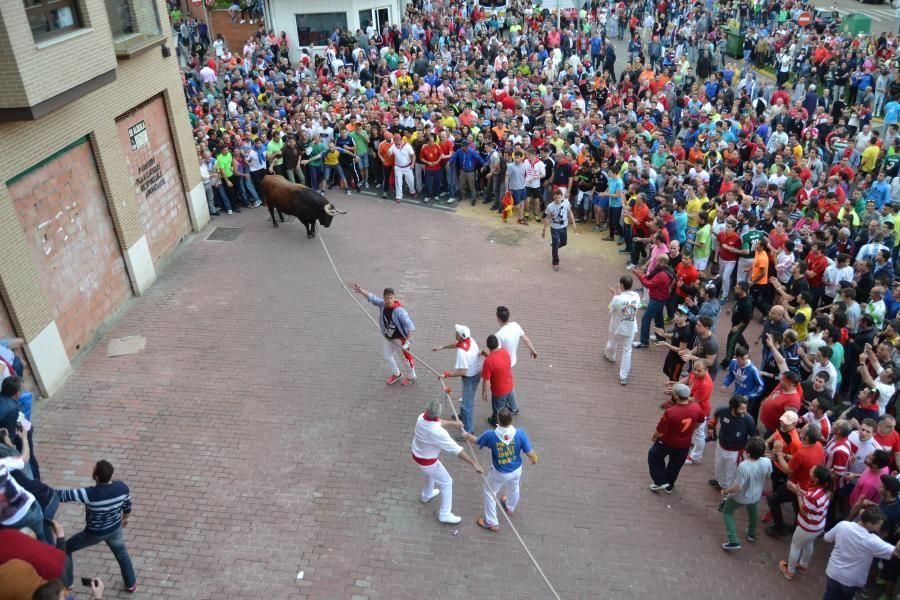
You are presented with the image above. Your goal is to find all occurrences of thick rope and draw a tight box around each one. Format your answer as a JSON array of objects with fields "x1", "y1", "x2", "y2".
[{"x1": 317, "y1": 231, "x2": 562, "y2": 600}]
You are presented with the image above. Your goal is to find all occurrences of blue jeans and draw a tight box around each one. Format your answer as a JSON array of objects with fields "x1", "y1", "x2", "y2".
[
  {"x1": 424, "y1": 169, "x2": 441, "y2": 198},
  {"x1": 240, "y1": 176, "x2": 260, "y2": 203},
  {"x1": 65, "y1": 526, "x2": 135, "y2": 588},
  {"x1": 640, "y1": 299, "x2": 665, "y2": 345},
  {"x1": 4, "y1": 500, "x2": 47, "y2": 542},
  {"x1": 822, "y1": 576, "x2": 858, "y2": 600},
  {"x1": 212, "y1": 185, "x2": 232, "y2": 211},
  {"x1": 550, "y1": 227, "x2": 567, "y2": 265},
  {"x1": 459, "y1": 374, "x2": 480, "y2": 433},
  {"x1": 490, "y1": 390, "x2": 518, "y2": 424}
]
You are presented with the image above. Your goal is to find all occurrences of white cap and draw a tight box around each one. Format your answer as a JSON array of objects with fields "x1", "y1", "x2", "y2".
[{"x1": 454, "y1": 324, "x2": 470, "y2": 340}]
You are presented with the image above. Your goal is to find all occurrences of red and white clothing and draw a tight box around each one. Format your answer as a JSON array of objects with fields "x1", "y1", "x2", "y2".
[
  {"x1": 389, "y1": 143, "x2": 416, "y2": 200},
  {"x1": 804, "y1": 413, "x2": 831, "y2": 441},
  {"x1": 825, "y1": 436, "x2": 853, "y2": 486},
  {"x1": 787, "y1": 484, "x2": 831, "y2": 574},
  {"x1": 411, "y1": 413, "x2": 463, "y2": 519}
]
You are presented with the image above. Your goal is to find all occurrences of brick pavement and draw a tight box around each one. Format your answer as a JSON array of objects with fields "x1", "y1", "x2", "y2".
[{"x1": 34, "y1": 193, "x2": 826, "y2": 599}]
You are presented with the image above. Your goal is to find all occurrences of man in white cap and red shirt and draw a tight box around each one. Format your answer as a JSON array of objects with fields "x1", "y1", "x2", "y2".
[
  {"x1": 463, "y1": 408, "x2": 538, "y2": 532},
  {"x1": 411, "y1": 398, "x2": 483, "y2": 524},
  {"x1": 433, "y1": 325, "x2": 482, "y2": 435}
]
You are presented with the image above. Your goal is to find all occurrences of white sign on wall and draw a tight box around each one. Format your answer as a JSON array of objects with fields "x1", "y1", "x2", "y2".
[{"x1": 129, "y1": 120, "x2": 149, "y2": 151}]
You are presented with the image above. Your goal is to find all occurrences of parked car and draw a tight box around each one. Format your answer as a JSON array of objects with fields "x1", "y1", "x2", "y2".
[{"x1": 812, "y1": 8, "x2": 840, "y2": 32}]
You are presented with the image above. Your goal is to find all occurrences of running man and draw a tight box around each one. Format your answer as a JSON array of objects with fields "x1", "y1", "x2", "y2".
[
  {"x1": 350, "y1": 282, "x2": 417, "y2": 385},
  {"x1": 463, "y1": 408, "x2": 538, "y2": 532},
  {"x1": 542, "y1": 189, "x2": 576, "y2": 271},
  {"x1": 411, "y1": 398, "x2": 483, "y2": 525},
  {"x1": 605, "y1": 275, "x2": 641, "y2": 385}
]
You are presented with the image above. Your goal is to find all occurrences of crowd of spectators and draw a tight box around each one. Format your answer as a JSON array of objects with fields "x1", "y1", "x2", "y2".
[{"x1": 180, "y1": 0, "x2": 900, "y2": 597}]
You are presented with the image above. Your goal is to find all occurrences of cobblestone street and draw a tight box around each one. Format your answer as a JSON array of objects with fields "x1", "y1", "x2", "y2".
[{"x1": 37, "y1": 193, "x2": 823, "y2": 599}]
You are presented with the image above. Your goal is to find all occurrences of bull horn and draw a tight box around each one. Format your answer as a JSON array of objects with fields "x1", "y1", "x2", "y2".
[
  {"x1": 324, "y1": 204, "x2": 337, "y2": 216},
  {"x1": 334, "y1": 208, "x2": 347, "y2": 215}
]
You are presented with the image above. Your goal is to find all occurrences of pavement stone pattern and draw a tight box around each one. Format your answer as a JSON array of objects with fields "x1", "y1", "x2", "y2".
[{"x1": 36, "y1": 191, "x2": 823, "y2": 599}]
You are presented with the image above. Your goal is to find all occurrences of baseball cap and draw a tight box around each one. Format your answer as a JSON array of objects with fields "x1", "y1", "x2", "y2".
[
  {"x1": 454, "y1": 324, "x2": 471, "y2": 340},
  {"x1": 780, "y1": 411, "x2": 799, "y2": 426},
  {"x1": 672, "y1": 383, "x2": 691, "y2": 399}
]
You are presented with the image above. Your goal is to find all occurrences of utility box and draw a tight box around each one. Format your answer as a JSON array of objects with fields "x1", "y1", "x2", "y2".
[{"x1": 842, "y1": 14, "x2": 871, "y2": 36}]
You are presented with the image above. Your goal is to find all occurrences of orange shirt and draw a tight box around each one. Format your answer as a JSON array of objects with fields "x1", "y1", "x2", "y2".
[
  {"x1": 751, "y1": 250, "x2": 769, "y2": 285},
  {"x1": 378, "y1": 140, "x2": 395, "y2": 167}
]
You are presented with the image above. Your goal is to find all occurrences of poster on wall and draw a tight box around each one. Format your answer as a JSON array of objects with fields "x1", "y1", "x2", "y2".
[{"x1": 128, "y1": 121, "x2": 148, "y2": 151}]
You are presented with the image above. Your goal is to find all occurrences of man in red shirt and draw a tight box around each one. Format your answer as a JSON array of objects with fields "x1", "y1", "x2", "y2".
[
  {"x1": 767, "y1": 427, "x2": 826, "y2": 537},
  {"x1": 419, "y1": 133, "x2": 444, "y2": 204},
  {"x1": 685, "y1": 360, "x2": 713, "y2": 465},
  {"x1": 874, "y1": 415, "x2": 900, "y2": 469},
  {"x1": 716, "y1": 218, "x2": 741, "y2": 301},
  {"x1": 648, "y1": 383, "x2": 705, "y2": 494},
  {"x1": 759, "y1": 337, "x2": 803, "y2": 434},
  {"x1": 805, "y1": 242, "x2": 829, "y2": 308},
  {"x1": 481, "y1": 335, "x2": 515, "y2": 426}
]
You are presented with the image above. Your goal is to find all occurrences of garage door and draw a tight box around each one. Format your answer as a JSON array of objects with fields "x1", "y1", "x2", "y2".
[
  {"x1": 7, "y1": 139, "x2": 133, "y2": 358},
  {"x1": 117, "y1": 95, "x2": 190, "y2": 263}
]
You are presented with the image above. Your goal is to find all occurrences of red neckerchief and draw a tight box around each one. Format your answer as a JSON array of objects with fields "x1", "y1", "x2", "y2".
[
  {"x1": 423, "y1": 412, "x2": 440, "y2": 422},
  {"x1": 456, "y1": 338, "x2": 472, "y2": 351}
]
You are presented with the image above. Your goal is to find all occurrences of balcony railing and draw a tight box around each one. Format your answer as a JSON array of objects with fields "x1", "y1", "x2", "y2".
[{"x1": 105, "y1": 0, "x2": 165, "y2": 58}]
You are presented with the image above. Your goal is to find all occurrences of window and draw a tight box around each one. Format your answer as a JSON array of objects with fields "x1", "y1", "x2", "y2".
[
  {"x1": 104, "y1": 0, "x2": 164, "y2": 57},
  {"x1": 24, "y1": 0, "x2": 82, "y2": 40},
  {"x1": 295, "y1": 12, "x2": 347, "y2": 47}
]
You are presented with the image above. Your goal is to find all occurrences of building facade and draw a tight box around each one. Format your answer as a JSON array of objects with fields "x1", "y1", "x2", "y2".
[
  {"x1": 266, "y1": 0, "x2": 404, "y2": 60},
  {"x1": 0, "y1": 0, "x2": 209, "y2": 396}
]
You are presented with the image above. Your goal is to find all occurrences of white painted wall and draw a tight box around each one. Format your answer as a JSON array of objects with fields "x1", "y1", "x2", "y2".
[{"x1": 268, "y1": 0, "x2": 402, "y2": 62}]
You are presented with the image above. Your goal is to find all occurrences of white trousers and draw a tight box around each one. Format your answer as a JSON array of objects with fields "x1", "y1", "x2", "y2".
[
  {"x1": 483, "y1": 466, "x2": 522, "y2": 527},
  {"x1": 418, "y1": 460, "x2": 454, "y2": 518},
  {"x1": 605, "y1": 332, "x2": 635, "y2": 380},
  {"x1": 719, "y1": 260, "x2": 736, "y2": 300},
  {"x1": 394, "y1": 166, "x2": 415, "y2": 199},
  {"x1": 788, "y1": 527, "x2": 820, "y2": 572},
  {"x1": 736, "y1": 257, "x2": 754, "y2": 284},
  {"x1": 689, "y1": 416, "x2": 708, "y2": 462},
  {"x1": 714, "y1": 445, "x2": 740, "y2": 488},
  {"x1": 383, "y1": 338, "x2": 416, "y2": 378}
]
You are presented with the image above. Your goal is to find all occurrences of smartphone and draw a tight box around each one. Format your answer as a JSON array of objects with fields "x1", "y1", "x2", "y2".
[{"x1": 81, "y1": 577, "x2": 94, "y2": 587}]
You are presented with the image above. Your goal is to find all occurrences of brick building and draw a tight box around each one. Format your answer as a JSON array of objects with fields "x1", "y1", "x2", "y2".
[{"x1": 0, "y1": 0, "x2": 208, "y2": 396}]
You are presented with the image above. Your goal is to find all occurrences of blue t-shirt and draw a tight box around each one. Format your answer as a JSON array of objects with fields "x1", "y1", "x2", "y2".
[
  {"x1": 606, "y1": 176, "x2": 624, "y2": 207},
  {"x1": 884, "y1": 101, "x2": 900, "y2": 125},
  {"x1": 477, "y1": 429, "x2": 533, "y2": 473},
  {"x1": 674, "y1": 211, "x2": 688, "y2": 244}
]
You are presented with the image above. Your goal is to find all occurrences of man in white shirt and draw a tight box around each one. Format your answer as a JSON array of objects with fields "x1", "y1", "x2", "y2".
[
  {"x1": 410, "y1": 398, "x2": 482, "y2": 524},
  {"x1": 605, "y1": 275, "x2": 641, "y2": 385},
  {"x1": 494, "y1": 306, "x2": 538, "y2": 369},
  {"x1": 848, "y1": 420, "x2": 879, "y2": 475},
  {"x1": 542, "y1": 189, "x2": 576, "y2": 271},
  {"x1": 433, "y1": 324, "x2": 482, "y2": 434},
  {"x1": 389, "y1": 134, "x2": 416, "y2": 202},
  {"x1": 822, "y1": 507, "x2": 900, "y2": 597}
]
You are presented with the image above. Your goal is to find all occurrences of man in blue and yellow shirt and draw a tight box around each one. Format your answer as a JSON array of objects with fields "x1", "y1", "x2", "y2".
[{"x1": 463, "y1": 408, "x2": 538, "y2": 532}]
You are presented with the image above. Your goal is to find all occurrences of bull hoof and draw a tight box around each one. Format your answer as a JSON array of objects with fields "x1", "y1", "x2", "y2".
[
  {"x1": 279, "y1": 218, "x2": 285, "y2": 222},
  {"x1": 273, "y1": 222, "x2": 279, "y2": 228},
  {"x1": 307, "y1": 232, "x2": 315, "y2": 239}
]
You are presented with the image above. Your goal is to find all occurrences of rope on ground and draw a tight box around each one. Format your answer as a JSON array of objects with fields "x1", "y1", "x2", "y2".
[{"x1": 317, "y1": 231, "x2": 563, "y2": 600}]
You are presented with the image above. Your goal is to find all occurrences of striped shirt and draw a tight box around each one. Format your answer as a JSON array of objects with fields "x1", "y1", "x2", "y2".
[
  {"x1": 826, "y1": 437, "x2": 853, "y2": 484},
  {"x1": 797, "y1": 485, "x2": 831, "y2": 533},
  {"x1": 58, "y1": 481, "x2": 131, "y2": 535}
]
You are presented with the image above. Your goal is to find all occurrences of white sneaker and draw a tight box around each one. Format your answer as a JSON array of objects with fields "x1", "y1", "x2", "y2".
[
  {"x1": 603, "y1": 353, "x2": 615, "y2": 363},
  {"x1": 447, "y1": 197, "x2": 456, "y2": 203},
  {"x1": 421, "y1": 489, "x2": 440, "y2": 504},
  {"x1": 227, "y1": 209, "x2": 233, "y2": 215},
  {"x1": 240, "y1": 19, "x2": 245, "y2": 23},
  {"x1": 438, "y1": 512, "x2": 462, "y2": 524},
  {"x1": 625, "y1": 264, "x2": 636, "y2": 271},
  {"x1": 346, "y1": 189, "x2": 352, "y2": 195},
  {"x1": 649, "y1": 334, "x2": 658, "y2": 342},
  {"x1": 423, "y1": 197, "x2": 430, "y2": 203}
]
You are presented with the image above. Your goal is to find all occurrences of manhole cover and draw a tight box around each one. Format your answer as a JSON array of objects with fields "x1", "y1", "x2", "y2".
[
  {"x1": 487, "y1": 228, "x2": 526, "y2": 246},
  {"x1": 206, "y1": 227, "x2": 242, "y2": 241}
]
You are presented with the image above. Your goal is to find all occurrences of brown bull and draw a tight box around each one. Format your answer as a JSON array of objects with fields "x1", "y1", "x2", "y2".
[{"x1": 259, "y1": 175, "x2": 346, "y2": 238}]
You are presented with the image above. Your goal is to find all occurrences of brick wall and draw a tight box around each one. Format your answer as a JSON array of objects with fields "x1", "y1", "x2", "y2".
[
  {"x1": 116, "y1": 96, "x2": 190, "y2": 263},
  {"x1": 7, "y1": 141, "x2": 133, "y2": 358}
]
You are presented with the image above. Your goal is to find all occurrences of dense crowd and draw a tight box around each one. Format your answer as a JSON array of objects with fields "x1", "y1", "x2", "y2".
[{"x1": 3, "y1": 0, "x2": 888, "y2": 597}]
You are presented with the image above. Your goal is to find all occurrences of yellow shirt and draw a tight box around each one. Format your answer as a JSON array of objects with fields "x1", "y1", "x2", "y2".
[
  {"x1": 324, "y1": 149, "x2": 340, "y2": 166},
  {"x1": 792, "y1": 305, "x2": 812, "y2": 341},
  {"x1": 861, "y1": 145, "x2": 880, "y2": 172},
  {"x1": 686, "y1": 197, "x2": 703, "y2": 227}
]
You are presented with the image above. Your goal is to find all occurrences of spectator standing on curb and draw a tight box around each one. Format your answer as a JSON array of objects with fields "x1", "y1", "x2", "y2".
[
  {"x1": 60, "y1": 460, "x2": 136, "y2": 593},
  {"x1": 433, "y1": 324, "x2": 482, "y2": 435},
  {"x1": 605, "y1": 275, "x2": 641, "y2": 385},
  {"x1": 463, "y1": 408, "x2": 538, "y2": 533},
  {"x1": 410, "y1": 398, "x2": 482, "y2": 525},
  {"x1": 721, "y1": 437, "x2": 771, "y2": 551},
  {"x1": 350, "y1": 282, "x2": 417, "y2": 386},
  {"x1": 648, "y1": 383, "x2": 704, "y2": 494}
]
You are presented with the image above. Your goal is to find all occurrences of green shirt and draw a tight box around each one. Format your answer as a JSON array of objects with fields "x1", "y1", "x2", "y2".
[
  {"x1": 216, "y1": 152, "x2": 234, "y2": 178},
  {"x1": 350, "y1": 130, "x2": 369, "y2": 154},
  {"x1": 307, "y1": 142, "x2": 327, "y2": 167},
  {"x1": 694, "y1": 224, "x2": 711, "y2": 259},
  {"x1": 267, "y1": 139, "x2": 285, "y2": 166},
  {"x1": 830, "y1": 342, "x2": 844, "y2": 386},
  {"x1": 741, "y1": 229, "x2": 767, "y2": 254}
]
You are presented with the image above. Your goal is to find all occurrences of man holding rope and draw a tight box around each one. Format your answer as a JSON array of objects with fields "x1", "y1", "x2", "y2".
[
  {"x1": 463, "y1": 408, "x2": 538, "y2": 533},
  {"x1": 350, "y1": 282, "x2": 417, "y2": 386},
  {"x1": 412, "y1": 398, "x2": 483, "y2": 525}
]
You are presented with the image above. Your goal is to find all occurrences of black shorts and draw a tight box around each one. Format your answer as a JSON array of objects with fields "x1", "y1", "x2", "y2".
[{"x1": 526, "y1": 186, "x2": 542, "y2": 199}]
